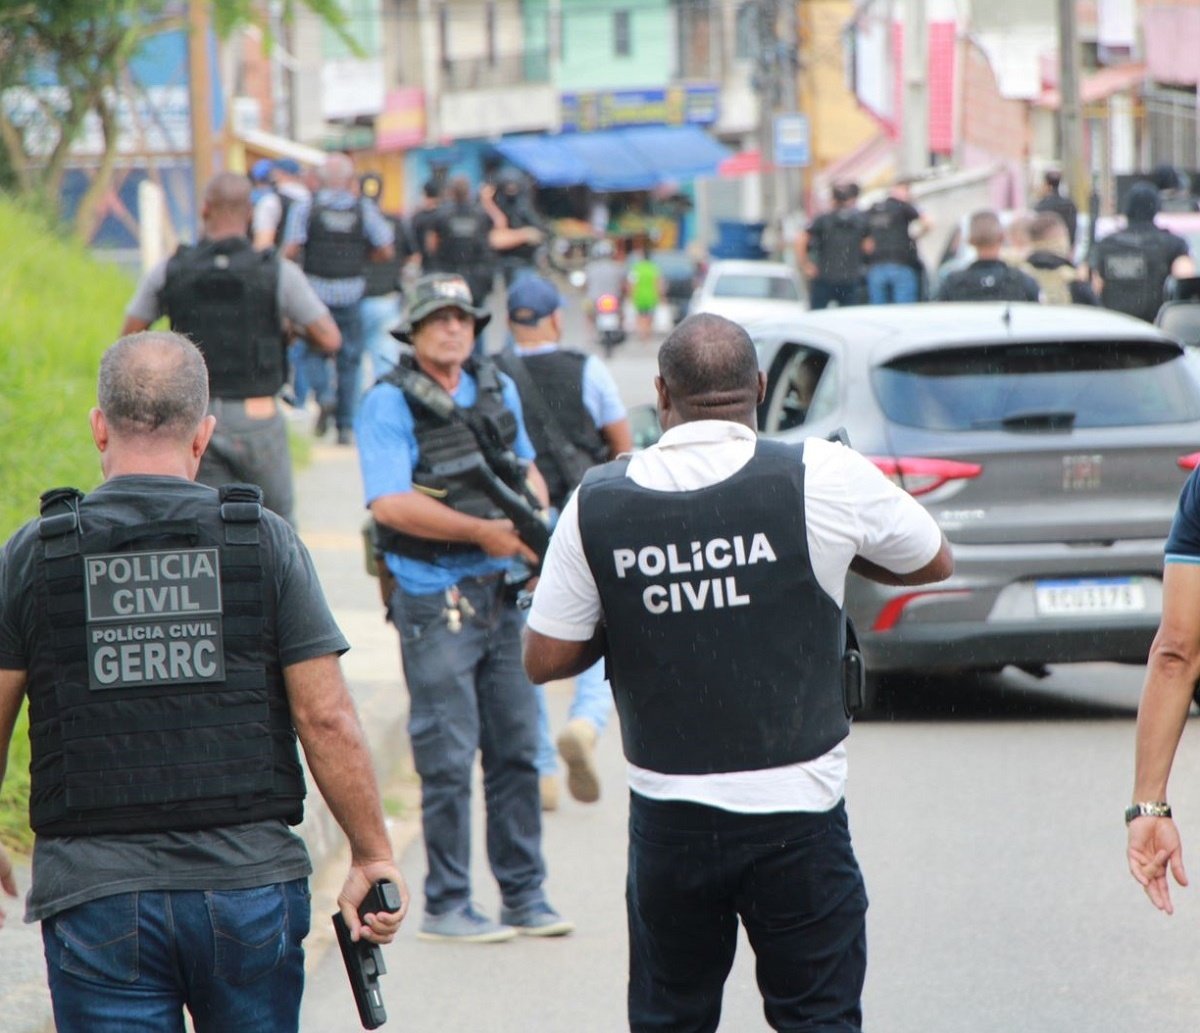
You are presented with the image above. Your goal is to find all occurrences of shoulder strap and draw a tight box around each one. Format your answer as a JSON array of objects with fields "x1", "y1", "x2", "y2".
[{"x1": 493, "y1": 353, "x2": 594, "y2": 491}]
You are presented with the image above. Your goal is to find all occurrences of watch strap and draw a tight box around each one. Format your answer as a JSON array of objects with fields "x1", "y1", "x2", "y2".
[{"x1": 1125, "y1": 801, "x2": 1172, "y2": 824}]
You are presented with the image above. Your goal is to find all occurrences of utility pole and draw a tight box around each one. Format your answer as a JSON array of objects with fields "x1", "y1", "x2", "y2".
[
  {"x1": 901, "y1": 0, "x2": 928, "y2": 179},
  {"x1": 1057, "y1": 0, "x2": 1088, "y2": 212},
  {"x1": 755, "y1": 0, "x2": 780, "y2": 239},
  {"x1": 188, "y1": 0, "x2": 214, "y2": 229}
]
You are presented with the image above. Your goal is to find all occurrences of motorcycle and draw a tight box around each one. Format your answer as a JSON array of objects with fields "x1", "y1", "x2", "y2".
[{"x1": 594, "y1": 293, "x2": 626, "y2": 356}]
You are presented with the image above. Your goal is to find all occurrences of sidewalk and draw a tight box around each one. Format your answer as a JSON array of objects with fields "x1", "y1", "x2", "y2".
[{"x1": 0, "y1": 439, "x2": 411, "y2": 1033}]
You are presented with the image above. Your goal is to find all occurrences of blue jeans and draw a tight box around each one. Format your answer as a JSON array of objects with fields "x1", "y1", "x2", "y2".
[
  {"x1": 627, "y1": 796, "x2": 866, "y2": 1033},
  {"x1": 361, "y1": 293, "x2": 401, "y2": 382},
  {"x1": 534, "y1": 658, "x2": 613, "y2": 774},
  {"x1": 42, "y1": 879, "x2": 310, "y2": 1033},
  {"x1": 388, "y1": 575, "x2": 548, "y2": 915},
  {"x1": 302, "y1": 302, "x2": 365, "y2": 431},
  {"x1": 867, "y1": 262, "x2": 919, "y2": 304},
  {"x1": 287, "y1": 339, "x2": 309, "y2": 406},
  {"x1": 809, "y1": 279, "x2": 863, "y2": 310}
]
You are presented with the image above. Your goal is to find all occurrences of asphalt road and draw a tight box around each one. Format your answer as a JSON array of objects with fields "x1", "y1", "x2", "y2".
[{"x1": 300, "y1": 293, "x2": 1200, "y2": 1032}]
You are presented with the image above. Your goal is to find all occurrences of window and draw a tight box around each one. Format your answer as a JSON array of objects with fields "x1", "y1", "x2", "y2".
[
  {"x1": 871, "y1": 342, "x2": 1200, "y2": 431},
  {"x1": 712, "y1": 274, "x2": 801, "y2": 301},
  {"x1": 614, "y1": 10, "x2": 631, "y2": 57},
  {"x1": 759, "y1": 345, "x2": 837, "y2": 433}
]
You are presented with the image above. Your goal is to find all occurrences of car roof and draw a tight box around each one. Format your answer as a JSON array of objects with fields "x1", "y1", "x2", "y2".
[
  {"x1": 749, "y1": 303, "x2": 1176, "y2": 363},
  {"x1": 708, "y1": 259, "x2": 796, "y2": 277}
]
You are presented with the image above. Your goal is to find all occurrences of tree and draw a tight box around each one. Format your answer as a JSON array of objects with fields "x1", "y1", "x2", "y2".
[{"x1": 0, "y1": 0, "x2": 350, "y2": 236}]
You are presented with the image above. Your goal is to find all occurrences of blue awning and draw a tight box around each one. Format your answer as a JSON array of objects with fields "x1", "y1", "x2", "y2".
[{"x1": 493, "y1": 126, "x2": 731, "y2": 191}]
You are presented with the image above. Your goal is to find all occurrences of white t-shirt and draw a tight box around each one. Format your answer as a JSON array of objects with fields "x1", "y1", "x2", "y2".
[{"x1": 526, "y1": 419, "x2": 944, "y2": 814}]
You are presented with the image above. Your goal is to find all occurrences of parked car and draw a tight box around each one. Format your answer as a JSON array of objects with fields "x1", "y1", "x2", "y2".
[
  {"x1": 741, "y1": 303, "x2": 1200, "y2": 687},
  {"x1": 689, "y1": 259, "x2": 807, "y2": 324}
]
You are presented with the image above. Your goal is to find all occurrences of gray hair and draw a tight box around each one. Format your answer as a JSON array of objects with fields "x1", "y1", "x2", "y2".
[
  {"x1": 319, "y1": 152, "x2": 356, "y2": 191},
  {"x1": 97, "y1": 332, "x2": 209, "y2": 441}
]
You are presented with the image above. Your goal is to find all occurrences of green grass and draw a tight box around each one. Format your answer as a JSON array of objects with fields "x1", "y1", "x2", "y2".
[{"x1": 0, "y1": 196, "x2": 136, "y2": 852}]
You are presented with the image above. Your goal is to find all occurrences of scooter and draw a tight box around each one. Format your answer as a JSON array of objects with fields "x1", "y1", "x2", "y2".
[{"x1": 595, "y1": 293, "x2": 626, "y2": 356}]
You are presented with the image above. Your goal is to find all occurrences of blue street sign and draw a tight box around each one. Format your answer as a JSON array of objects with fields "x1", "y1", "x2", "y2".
[{"x1": 774, "y1": 114, "x2": 810, "y2": 168}]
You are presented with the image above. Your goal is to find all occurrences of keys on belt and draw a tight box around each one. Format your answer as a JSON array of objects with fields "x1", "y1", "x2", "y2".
[{"x1": 443, "y1": 586, "x2": 476, "y2": 634}]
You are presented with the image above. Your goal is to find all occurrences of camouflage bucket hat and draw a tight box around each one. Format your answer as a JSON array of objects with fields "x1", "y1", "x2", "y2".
[{"x1": 392, "y1": 274, "x2": 492, "y2": 342}]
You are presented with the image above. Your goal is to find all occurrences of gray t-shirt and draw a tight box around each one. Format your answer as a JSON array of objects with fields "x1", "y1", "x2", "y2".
[
  {"x1": 125, "y1": 246, "x2": 328, "y2": 330},
  {"x1": 0, "y1": 475, "x2": 349, "y2": 922}
]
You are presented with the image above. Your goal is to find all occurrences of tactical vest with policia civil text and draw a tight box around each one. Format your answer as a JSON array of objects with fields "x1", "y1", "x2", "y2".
[
  {"x1": 373, "y1": 354, "x2": 520, "y2": 563},
  {"x1": 578, "y1": 440, "x2": 849, "y2": 775},
  {"x1": 29, "y1": 484, "x2": 306, "y2": 837},
  {"x1": 303, "y1": 200, "x2": 369, "y2": 280},
  {"x1": 493, "y1": 349, "x2": 608, "y2": 510},
  {"x1": 162, "y1": 237, "x2": 285, "y2": 399}
]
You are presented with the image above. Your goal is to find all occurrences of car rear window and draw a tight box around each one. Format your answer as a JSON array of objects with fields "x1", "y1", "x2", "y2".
[
  {"x1": 872, "y1": 340, "x2": 1200, "y2": 431},
  {"x1": 713, "y1": 274, "x2": 799, "y2": 301}
]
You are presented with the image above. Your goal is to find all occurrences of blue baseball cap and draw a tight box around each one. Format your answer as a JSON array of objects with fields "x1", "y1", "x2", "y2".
[
  {"x1": 275, "y1": 158, "x2": 302, "y2": 175},
  {"x1": 507, "y1": 274, "x2": 562, "y2": 325},
  {"x1": 250, "y1": 159, "x2": 273, "y2": 183}
]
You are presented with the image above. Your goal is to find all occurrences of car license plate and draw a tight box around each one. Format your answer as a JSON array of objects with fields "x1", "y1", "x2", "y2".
[{"x1": 1034, "y1": 577, "x2": 1146, "y2": 617}]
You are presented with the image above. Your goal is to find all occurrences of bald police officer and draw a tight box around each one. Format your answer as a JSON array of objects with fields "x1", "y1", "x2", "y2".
[
  {"x1": 524, "y1": 313, "x2": 953, "y2": 1032},
  {"x1": 0, "y1": 332, "x2": 406, "y2": 1032}
]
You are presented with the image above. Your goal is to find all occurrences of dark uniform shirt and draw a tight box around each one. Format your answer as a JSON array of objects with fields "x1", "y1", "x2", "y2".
[{"x1": 1092, "y1": 224, "x2": 1189, "y2": 323}]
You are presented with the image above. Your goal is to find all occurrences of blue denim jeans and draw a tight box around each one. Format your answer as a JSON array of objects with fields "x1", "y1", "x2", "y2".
[
  {"x1": 627, "y1": 796, "x2": 866, "y2": 1033},
  {"x1": 302, "y1": 302, "x2": 365, "y2": 431},
  {"x1": 534, "y1": 658, "x2": 614, "y2": 774},
  {"x1": 41, "y1": 879, "x2": 310, "y2": 1033},
  {"x1": 866, "y1": 262, "x2": 919, "y2": 304},
  {"x1": 388, "y1": 576, "x2": 547, "y2": 915},
  {"x1": 361, "y1": 293, "x2": 402, "y2": 382}
]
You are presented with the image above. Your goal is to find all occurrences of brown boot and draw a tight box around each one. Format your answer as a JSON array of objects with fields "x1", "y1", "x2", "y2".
[{"x1": 556, "y1": 718, "x2": 601, "y2": 804}]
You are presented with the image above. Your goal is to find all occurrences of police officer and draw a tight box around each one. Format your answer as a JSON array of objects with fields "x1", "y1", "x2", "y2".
[
  {"x1": 936, "y1": 210, "x2": 1041, "y2": 302},
  {"x1": 795, "y1": 181, "x2": 868, "y2": 309},
  {"x1": 283, "y1": 153, "x2": 395, "y2": 445},
  {"x1": 1034, "y1": 168, "x2": 1079, "y2": 249},
  {"x1": 410, "y1": 178, "x2": 443, "y2": 273},
  {"x1": 122, "y1": 171, "x2": 341, "y2": 527},
  {"x1": 488, "y1": 168, "x2": 546, "y2": 287},
  {"x1": 251, "y1": 158, "x2": 310, "y2": 252},
  {"x1": 864, "y1": 177, "x2": 931, "y2": 304},
  {"x1": 1092, "y1": 182, "x2": 1195, "y2": 323},
  {"x1": 495, "y1": 274, "x2": 632, "y2": 810},
  {"x1": 427, "y1": 175, "x2": 496, "y2": 311},
  {"x1": 523, "y1": 313, "x2": 953, "y2": 1032},
  {"x1": 355, "y1": 273, "x2": 573, "y2": 943},
  {"x1": 0, "y1": 331, "x2": 407, "y2": 1029},
  {"x1": 1021, "y1": 211, "x2": 1098, "y2": 305}
]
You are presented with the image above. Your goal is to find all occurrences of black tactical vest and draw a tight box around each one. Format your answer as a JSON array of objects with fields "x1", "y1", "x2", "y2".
[
  {"x1": 373, "y1": 356, "x2": 520, "y2": 563},
  {"x1": 162, "y1": 238, "x2": 284, "y2": 399},
  {"x1": 578, "y1": 440, "x2": 849, "y2": 775},
  {"x1": 28, "y1": 484, "x2": 306, "y2": 837},
  {"x1": 363, "y1": 215, "x2": 405, "y2": 297},
  {"x1": 494, "y1": 350, "x2": 608, "y2": 509},
  {"x1": 303, "y1": 201, "x2": 368, "y2": 280},
  {"x1": 1098, "y1": 227, "x2": 1173, "y2": 322}
]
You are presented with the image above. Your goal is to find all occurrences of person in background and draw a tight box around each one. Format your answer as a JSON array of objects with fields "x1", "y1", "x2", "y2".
[
  {"x1": 864, "y1": 178, "x2": 932, "y2": 304},
  {"x1": 795, "y1": 181, "x2": 868, "y2": 309},
  {"x1": 252, "y1": 158, "x2": 310, "y2": 252},
  {"x1": 410, "y1": 179, "x2": 443, "y2": 274},
  {"x1": 249, "y1": 158, "x2": 274, "y2": 208},
  {"x1": 495, "y1": 274, "x2": 632, "y2": 811},
  {"x1": 627, "y1": 245, "x2": 665, "y2": 341},
  {"x1": 1092, "y1": 181, "x2": 1194, "y2": 323},
  {"x1": 283, "y1": 153, "x2": 394, "y2": 445},
  {"x1": 1034, "y1": 168, "x2": 1079, "y2": 249},
  {"x1": 936, "y1": 210, "x2": 1041, "y2": 303},
  {"x1": 359, "y1": 171, "x2": 417, "y2": 381},
  {"x1": 488, "y1": 168, "x2": 546, "y2": 288},
  {"x1": 0, "y1": 331, "x2": 407, "y2": 1029},
  {"x1": 1020, "y1": 211, "x2": 1098, "y2": 306}
]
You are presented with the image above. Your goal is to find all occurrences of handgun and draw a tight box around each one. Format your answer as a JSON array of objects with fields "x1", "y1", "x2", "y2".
[{"x1": 333, "y1": 879, "x2": 402, "y2": 1030}]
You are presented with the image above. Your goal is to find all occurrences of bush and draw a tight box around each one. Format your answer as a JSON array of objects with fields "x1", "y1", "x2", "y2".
[{"x1": 0, "y1": 197, "x2": 135, "y2": 851}]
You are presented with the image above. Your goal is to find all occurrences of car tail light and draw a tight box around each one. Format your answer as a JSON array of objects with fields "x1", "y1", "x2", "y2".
[
  {"x1": 872, "y1": 589, "x2": 972, "y2": 631},
  {"x1": 596, "y1": 294, "x2": 619, "y2": 313},
  {"x1": 1178, "y1": 452, "x2": 1200, "y2": 471},
  {"x1": 870, "y1": 456, "x2": 983, "y2": 496}
]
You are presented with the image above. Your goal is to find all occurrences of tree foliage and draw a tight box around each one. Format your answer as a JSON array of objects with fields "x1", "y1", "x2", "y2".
[{"x1": 0, "y1": 1, "x2": 351, "y2": 235}]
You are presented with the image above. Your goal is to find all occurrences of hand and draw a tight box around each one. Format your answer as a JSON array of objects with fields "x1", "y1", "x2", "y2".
[
  {"x1": 337, "y1": 859, "x2": 410, "y2": 945},
  {"x1": 474, "y1": 519, "x2": 538, "y2": 565},
  {"x1": 0, "y1": 845, "x2": 16, "y2": 930},
  {"x1": 801, "y1": 261, "x2": 818, "y2": 280},
  {"x1": 1128, "y1": 816, "x2": 1189, "y2": 914}
]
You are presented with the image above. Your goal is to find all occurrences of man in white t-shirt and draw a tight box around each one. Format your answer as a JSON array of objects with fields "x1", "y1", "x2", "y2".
[{"x1": 522, "y1": 313, "x2": 952, "y2": 1032}]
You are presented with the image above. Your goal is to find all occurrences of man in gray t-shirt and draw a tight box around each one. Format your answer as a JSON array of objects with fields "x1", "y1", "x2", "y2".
[
  {"x1": 0, "y1": 332, "x2": 407, "y2": 1032},
  {"x1": 122, "y1": 172, "x2": 341, "y2": 527}
]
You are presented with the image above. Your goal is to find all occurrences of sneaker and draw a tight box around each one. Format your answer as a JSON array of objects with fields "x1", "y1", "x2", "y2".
[
  {"x1": 336, "y1": 427, "x2": 354, "y2": 446},
  {"x1": 540, "y1": 773, "x2": 560, "y2": 812},
  {"x1": 499, "y1": 901, "x2": 575, "y2": 938},
  {"x1": 556, "y1": 718, "x2": 601, "y2": 804},
  {"x1": 314, "y1": 402, "x2": 334, "y2": 438},
  {"x1": 417, "y1": 903, "x2": 517, "y2": 944}
]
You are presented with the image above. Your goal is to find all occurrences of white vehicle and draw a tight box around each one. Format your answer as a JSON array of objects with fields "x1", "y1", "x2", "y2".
[{"x1": 688, "y1": 259, "x2": 807, "y2": 325}]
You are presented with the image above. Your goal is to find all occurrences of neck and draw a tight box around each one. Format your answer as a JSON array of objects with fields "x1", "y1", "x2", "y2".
[
  {"x1": 102, "y1": 447, "x2": 196, "y2": 482},
  {"x1": 416, "y1": 357, "x2": 464, "y2": 393}
]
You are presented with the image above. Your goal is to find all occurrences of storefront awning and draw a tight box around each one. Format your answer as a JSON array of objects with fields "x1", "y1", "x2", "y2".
[{"x1": 493, "y1": 126, "x2": 731, "y2": 191}]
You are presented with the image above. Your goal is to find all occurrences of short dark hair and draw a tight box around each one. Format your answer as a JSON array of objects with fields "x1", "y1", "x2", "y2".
[
  {"x1": 98, "y1": 332, "x2": 209, "y2": 440},
  {"x1": 658, "y1": 314, "x2": 759, "y2": 421},
  {"x1": 1044, "y1": 169, "x2": 1062, "y2": 189},
  {"x1": 423, "y1": 178, "x2": 441, "y2": 200}
]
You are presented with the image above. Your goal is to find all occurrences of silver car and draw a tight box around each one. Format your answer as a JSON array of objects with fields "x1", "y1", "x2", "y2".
[{"x1": 748, "y1": 303, "x2": 1200, "y2": 679}]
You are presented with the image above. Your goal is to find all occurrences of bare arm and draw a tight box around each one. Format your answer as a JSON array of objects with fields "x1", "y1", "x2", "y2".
[
  {"x1": 121, "y1": 315, "x2": 152, "y2": 335},
  {"x1": 794, "y1": 229, "x2": 817, "y2": 279},
  {"x1": 0, "y1": 669, "x2": 28, "y2": 927},
  {"x1": 850, "y1": 534, "x2": 953, "y2": 586},
  {"x1": 370, "y1": 491, "x2": 537, "y2": 564},
  {"x1": 284, "y1": 654, "x2": 409, "y2": 942},
  {"x1": 282, "y1": 241, "x2": 302, "y2": 262},
  {"x1": 523, "y1": 626, "x2": 606, "y2": 685},
  {"x1": 600, "y1": 418, "x2": 633, "y2": 459},
  {"x1": 368, "y1": 243, "x2": 396, "y2": 263},
  {"x1": 1128, "y1": 563, "x2": 1200, "y2": 913},
  {"x1": 252, "y1": 227, "x2": 278, "y2": 251},
  {"x1": 301, "y1": 312, "x2": 341, "y2": 354},
  {"x1": 1172, "y1": 254, "x2": 1195, "y2": 279}
]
